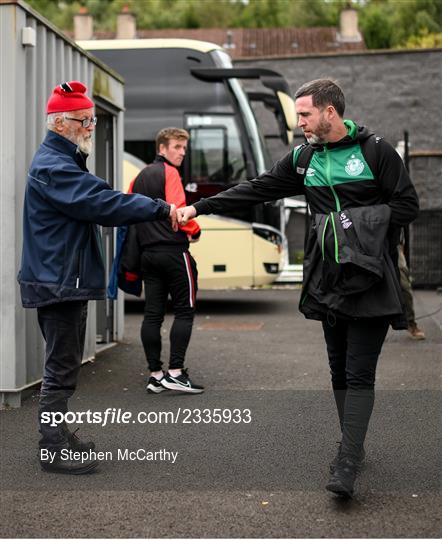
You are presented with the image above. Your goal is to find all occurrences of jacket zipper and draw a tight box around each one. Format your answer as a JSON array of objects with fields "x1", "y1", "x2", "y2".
[
  {"x1": 325, "y1": 147, "x2": 341, "y2": 212},
  {"x1": 76, "y1": 250, "x2": 82, "y2": 288},
  {"x1": 302, "y1": 147, "x2": 342, "y2": 306},
  {"x1": 326, "y1": 148, "x2": 341, "y2": 263},
  {"x1": 319, "y1": 148, "x2": 341, "y2": 265}
]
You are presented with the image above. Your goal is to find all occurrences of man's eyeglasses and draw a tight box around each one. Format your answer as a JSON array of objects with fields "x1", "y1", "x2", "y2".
[{"x1": 64, "y1": 115, "x2": 97, "y2": 128}]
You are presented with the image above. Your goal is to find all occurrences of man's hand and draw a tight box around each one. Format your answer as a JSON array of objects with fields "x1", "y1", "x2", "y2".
[
  {"x1": 169, "y1": 203, "x2": 178, "y2": 231},
  {"x1": 178, "y1": 205, "x2": 197, "y2": 226}
]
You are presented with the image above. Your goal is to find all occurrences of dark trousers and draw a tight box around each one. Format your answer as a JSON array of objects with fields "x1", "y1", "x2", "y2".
[
  {"x1": 322, "y1": 317, "x2": 389, "y2": 459},
  {"x1": 37, "y1": 301, "x2": 88, "y2": 449},
  {"x1": 141, "y1": 250, "x2": 197, "y2": 372},
  {"x1": 398, "y1": 245, "x2": 416, "y2": 325}
]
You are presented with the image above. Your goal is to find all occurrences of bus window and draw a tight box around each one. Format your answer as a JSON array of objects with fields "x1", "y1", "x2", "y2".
[
  {"x1": 189, "y1": 126, "x2": 227, "y2": 183},
  {"x1": 186, "y1": 114, "x2": 247, "y2": 185}
]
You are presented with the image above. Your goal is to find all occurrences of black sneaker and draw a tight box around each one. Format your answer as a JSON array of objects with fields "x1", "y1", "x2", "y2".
[
  {"x1": 146, "y1": 375, "x2": 167, "y2": 394},
  {"x1": 326, "y1": 456, "x2": 359, "y2": 498},
  {"x1": 161, "y1": 369, "x2": 204, "y2": 394},
  {"x1": 40, "y1": 447, "x2": 99, "y2": 475},
  {"x1": 329, "y1": 442, "x2": 365, "y2": 474}
]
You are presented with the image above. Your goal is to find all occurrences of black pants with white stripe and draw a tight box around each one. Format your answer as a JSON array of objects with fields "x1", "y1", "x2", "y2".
[{"x1": 141, "y1": 249, "x2": 198, "y2": 372}]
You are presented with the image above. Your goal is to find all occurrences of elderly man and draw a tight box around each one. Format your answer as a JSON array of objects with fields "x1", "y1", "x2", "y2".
[
  {"x1": 178, "y1": 79, "x2": 419, "y2": 498},
  {"x1": 18, "y1": 81, "x2": 177, "y2": 474}
]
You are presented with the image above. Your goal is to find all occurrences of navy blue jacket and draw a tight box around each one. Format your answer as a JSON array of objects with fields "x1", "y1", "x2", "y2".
[{"x1": 18, "y1": 131, "x2": 170, "y2": 307}]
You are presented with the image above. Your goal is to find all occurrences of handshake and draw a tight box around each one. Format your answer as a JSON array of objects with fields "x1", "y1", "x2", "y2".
[{"x1": 168, "y1": 204, "x2": 197, "y2": 231}]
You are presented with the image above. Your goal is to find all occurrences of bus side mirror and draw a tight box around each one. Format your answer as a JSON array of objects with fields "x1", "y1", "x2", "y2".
[
  {"x1": 247, "y1": 91, "x2": 293, "y2": 145},
  {"x1": 191, "y1": 67, "x2": 297, "y2": 146},
  {"x1": 261, "y1": 77, "x2": 297, "y2": 145}
]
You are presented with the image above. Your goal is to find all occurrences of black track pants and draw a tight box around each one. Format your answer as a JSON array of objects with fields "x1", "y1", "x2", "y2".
[
  {"x1": 322, "y1": 317, "x2": 389, "y2": 459},
  {"x1": 37, "y1": 301, "x2": 88, "y2": 449},
  {"x1": 141, "y1": 250, "x2": 197, "y2": 372}
]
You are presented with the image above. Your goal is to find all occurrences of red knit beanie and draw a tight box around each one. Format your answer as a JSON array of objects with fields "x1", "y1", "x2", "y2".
[{"x1": 46, "y1": 81, "x2": 94, "y2": 113}]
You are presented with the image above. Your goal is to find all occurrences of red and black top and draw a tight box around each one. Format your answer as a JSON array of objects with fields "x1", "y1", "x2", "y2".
[{"x1": 130, "y1": 155, "x2": 200, "y2": 251}]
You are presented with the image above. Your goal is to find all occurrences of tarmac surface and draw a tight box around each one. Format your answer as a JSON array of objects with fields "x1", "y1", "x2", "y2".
[{"x1": 1, "y1": 287, "x2": 441, "y2": 538}]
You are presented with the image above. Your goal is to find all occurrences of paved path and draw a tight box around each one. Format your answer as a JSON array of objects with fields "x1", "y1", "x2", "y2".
[{"x1": 1, "y1": 288, "x2": 440, "y2": 538}]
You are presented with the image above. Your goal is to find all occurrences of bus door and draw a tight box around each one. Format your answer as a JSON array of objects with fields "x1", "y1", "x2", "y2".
[
  {"x1": 183, "y1": 113, "x2": 252, "y2": 216},
  {"x1": 184, "y1": 113, "x2": 255, "y2": 286}
]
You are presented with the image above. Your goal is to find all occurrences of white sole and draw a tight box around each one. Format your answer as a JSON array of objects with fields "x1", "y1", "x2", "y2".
[
  {"x1": 146, "y1": 384, "x2": 166, "y2": 394},
  {"x1": 161, "y1": 380, "x2": 204, "y2": 393}
]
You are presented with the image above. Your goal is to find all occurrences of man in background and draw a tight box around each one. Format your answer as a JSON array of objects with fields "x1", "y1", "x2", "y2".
[
  {"x1": 398, "y1": 237, "x2": 425, "y2": 340},
  {"x1": 130, "y1": 128, "x2": 204, "y2": 394}
]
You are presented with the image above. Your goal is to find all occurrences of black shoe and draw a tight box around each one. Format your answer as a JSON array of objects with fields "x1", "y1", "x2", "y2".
[
  {"x1": 326, "y1": 456, "x2": 359, "y2": 498},
  {"x1": 161, "y1": 369, "x2": 204, "y2": 394},
  {"x1": 40, "y1": 448, "x2": 99, "y2": 475},
  {"x1": 329, "y1": 443, "x2": 365, "y2": 474},
  {"x1": 146, "y1": 375, "x2": 167, "y2": 394},
  {"x1": 66, "y1": 428, "x2": 96, "y2": 452}
]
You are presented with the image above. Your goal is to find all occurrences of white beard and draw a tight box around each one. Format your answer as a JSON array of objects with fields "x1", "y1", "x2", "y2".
[
  {"x1": 305, "y1": 133, "x2": 322, "y2": 144},
  {"x1": 308, "y1": 117, "x2": 332, "y2": 144},
  {"x1": 77, "y1": 136, "x2": 93, "y2": 155},
  {"x1": 64, "y1": 125, "x2": 93, "y2": 155}
]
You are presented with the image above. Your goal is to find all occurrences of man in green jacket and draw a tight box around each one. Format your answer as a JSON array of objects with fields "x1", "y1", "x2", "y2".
[{"x1": 178, "y1": 79, "x2": 419, "y2": 498}]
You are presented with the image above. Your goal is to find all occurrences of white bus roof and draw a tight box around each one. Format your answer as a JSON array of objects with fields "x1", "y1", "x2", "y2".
[{"x1": 77, "y1": 38, "x2": 224, "y2": 53}]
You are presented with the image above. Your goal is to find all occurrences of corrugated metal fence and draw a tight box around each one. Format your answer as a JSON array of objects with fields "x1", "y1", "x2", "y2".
[{"x1": 0, "y1": 0, "x2": 125, "y2": 406}]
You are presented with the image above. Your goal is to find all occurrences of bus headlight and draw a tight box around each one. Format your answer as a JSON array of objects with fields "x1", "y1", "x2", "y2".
[{"x1": 263, "y1": 263, "x2": 279, "y2": 274}]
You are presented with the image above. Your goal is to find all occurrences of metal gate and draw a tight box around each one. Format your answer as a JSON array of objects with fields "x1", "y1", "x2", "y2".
[{"x1": 410, "y1": 210, "x2": 442, "y2": 288}]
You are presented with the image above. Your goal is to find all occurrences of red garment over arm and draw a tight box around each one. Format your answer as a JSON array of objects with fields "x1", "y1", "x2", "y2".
[
  {"x1": 127, "y1": 177, "x2": 136, "y2": 194},
  {"x1": 164, "y1": 163, "x2": 201, "y2": 237}
]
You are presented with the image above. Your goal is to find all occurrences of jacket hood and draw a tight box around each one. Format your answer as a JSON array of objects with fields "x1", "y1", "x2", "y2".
[{"x1": 344, "y1": 120, "x2": 373, "y2": 143}]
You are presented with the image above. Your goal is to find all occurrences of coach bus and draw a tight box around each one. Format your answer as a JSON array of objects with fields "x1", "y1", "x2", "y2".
[{"x1": 78, "y1": 38, "x2": 297, "y2": 288}]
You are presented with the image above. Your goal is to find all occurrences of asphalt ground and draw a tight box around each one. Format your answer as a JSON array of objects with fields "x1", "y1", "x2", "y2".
[{"x1": 1, "y1": 287, "x2": 441, "y2": 538}]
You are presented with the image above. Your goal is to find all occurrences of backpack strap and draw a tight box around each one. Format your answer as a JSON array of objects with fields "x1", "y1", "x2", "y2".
[
  {"x1": 292, "y1": 144, "x2": 314, "y2": 237},
  {"x1": 293, "y1": 143, "x2": 314, "y2": 179},
  {"x1": 360, "y1": 134, "x2": 382, "y2": 180}
]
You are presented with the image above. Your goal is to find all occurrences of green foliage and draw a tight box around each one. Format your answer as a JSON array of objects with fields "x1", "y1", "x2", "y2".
[
  {"x1": 288, "y1": 0, "x2": 344, "y2": 28},
  {"x1": 25, "y1": 0, "x2": 345, "y2": 30},
  {"x1": 391, "y1": 0, "x2": 442, "y2": 45},
  {"x1": 27, "y1": 0, "x2": 75, "y2": 30},
  {"x1": 234, "y1": 0, "x2": 344, "y2": 28},
  {"x1": 359, "y1": 1, "x2": 395, "y2": 49},
  {"x1": 404, "y1": 30, "x2": 442, "y2": 48},
  {"x1": 235, "y1": 0, "x2": 283, "y2": 28},
  {"x1": 24, "y1": 0, "x2": 442, "y2": 50},
  {"x1": 359, "y1": 0, "x2": 442, "y2": 49}
]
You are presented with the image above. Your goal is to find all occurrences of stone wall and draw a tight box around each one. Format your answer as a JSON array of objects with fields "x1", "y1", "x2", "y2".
[{"x1": 235, "y1": 48, "x2": 442, "y2": 210}]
